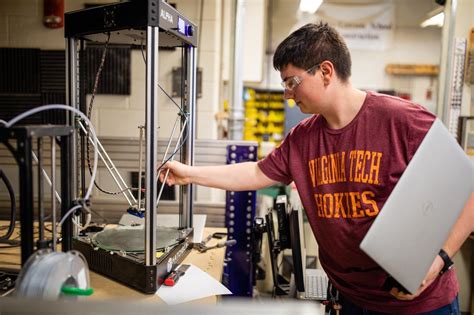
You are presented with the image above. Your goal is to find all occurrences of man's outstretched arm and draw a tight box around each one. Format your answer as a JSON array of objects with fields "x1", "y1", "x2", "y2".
[{"x1": 160, "y1": 160, "x2": 278, "y2": 191}]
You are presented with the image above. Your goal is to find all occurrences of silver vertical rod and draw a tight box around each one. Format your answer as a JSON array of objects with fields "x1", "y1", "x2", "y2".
[
  {"x1": 50, "y1": 137, "x2": 57, "y2": 251},
  {"x1": 66, "y1": 37, "x2": 79, "y2": 237},
  {"x1": 145, "y1": 26, "x2": 159, "y2": 266},
  {"x1": 37, "y1": 138, "x2": 45, "y2": 243},
  {"x1": 182, "y1": 45, "x2": 197, "y2": 229},
  {"x1": 137, "y1": 125, "x2": 145, "y2": 210},
  {"x1": 228, "y1": 0, "x2": 245, "y2": 140}
]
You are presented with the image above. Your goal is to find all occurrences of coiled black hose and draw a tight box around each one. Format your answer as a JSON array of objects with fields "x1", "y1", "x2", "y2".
[{"x1": 0, "y1": 169, "x2": 16, "y2": 241}]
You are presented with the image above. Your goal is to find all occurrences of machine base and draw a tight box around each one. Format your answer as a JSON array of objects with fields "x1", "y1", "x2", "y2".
[{"x1": 73, "y1": 234, "x2": 192, "y2": 294}]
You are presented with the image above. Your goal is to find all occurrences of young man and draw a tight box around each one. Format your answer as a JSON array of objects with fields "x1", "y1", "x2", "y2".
[{"x1": 161, "y1": 23, "x2": 474, "y2": 314}]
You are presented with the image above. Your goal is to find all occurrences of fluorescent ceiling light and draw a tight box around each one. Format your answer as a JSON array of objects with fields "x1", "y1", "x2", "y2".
[
  {"x1": 420, "y1": 7, "x2": 444, "y2": 28},
  {"x1": 299, "y1": 0, "x2": 323, "y2": 14}
]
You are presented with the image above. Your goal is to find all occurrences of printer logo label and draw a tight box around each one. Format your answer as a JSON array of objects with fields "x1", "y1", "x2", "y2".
[
  {"x1": 160, "y1": 9, "x2": 173, "y2": 24},
  {"x1": 422, "y1": 201, "x2": 434, "y2": 217}
]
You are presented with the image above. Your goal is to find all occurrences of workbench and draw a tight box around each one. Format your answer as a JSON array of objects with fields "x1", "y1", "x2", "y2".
[{"x1": 0, "y1": 224, "x2": 227, "y2": 304}]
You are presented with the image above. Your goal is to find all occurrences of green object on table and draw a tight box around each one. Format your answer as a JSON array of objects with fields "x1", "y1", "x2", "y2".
[
  {"x1": 61, "y1": 286, "x2": 94, "y2": 296},
  {"x1": 258, "y1": 184, "x2": 288, "y2": 198}
]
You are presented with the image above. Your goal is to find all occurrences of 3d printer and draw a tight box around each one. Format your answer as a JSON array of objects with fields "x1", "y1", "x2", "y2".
[{"x1": 64, "y1": 0, "x2": 198, "y2": 293}]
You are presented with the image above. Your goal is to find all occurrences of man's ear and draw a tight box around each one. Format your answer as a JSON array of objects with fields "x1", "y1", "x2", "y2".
[{"x1": 320, "y1": 61, "x2": 334, "y2": 85}]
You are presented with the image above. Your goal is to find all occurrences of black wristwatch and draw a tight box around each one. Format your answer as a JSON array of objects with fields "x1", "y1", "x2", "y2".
[{"x1": 438, "y1": 249, "x2": 454, "y2": 275}]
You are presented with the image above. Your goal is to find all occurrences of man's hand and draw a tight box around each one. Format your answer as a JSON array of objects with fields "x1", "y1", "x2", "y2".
[
  {"x1": 159, "y1": 161, "x2": 191, "y2": 186},
  {"x1": 390, "y1": 254, "x2": 445, "y2": 300}
]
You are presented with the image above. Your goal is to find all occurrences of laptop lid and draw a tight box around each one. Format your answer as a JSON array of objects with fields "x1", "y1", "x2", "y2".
[{"x1": 360, "y1": 119, "x2": 474, "y2": 294}]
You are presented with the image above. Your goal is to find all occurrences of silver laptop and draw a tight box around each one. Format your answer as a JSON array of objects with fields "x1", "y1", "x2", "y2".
[{"x1": 360, "y1": 118, "x2": 474, "y2": 294}]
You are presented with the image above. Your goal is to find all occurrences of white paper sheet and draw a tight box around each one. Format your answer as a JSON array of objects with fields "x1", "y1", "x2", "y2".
[{"x1": 156, "y1": 264, "x2": 232, "y2": 304}]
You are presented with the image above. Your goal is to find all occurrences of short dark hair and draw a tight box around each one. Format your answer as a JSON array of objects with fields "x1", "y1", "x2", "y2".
[{"x1": 273, "y1": 22, "x2": 352, "y2": 82}]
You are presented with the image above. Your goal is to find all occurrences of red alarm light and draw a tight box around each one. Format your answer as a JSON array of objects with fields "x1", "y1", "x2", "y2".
[{"x1": 43, "y1": 0, "x2": 64, "y2": 29}]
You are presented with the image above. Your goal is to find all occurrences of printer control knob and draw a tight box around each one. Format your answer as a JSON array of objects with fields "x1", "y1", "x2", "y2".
[{"x1": 186, "y1": 25, "x2": 194, "y2": 36}]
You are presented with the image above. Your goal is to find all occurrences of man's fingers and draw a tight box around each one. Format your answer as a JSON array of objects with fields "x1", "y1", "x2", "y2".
[{"x1": 390, "y1": 287, "x2": 417, "y2": 301}]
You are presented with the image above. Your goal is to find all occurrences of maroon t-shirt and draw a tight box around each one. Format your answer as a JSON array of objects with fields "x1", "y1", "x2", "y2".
[{"x1": 258, "y1": 91, "x2": 458, "y2": 313}]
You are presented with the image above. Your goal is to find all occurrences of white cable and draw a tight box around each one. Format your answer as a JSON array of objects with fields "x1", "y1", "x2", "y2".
[
  {"x1": 4, "y1": 104, "x2": 99, "y2": 230},
  {"x1": 5, "y1": 104, "x2": 98, "y2": 200},
  {"x1": 3, "y1": 117, "x2": 65, "y2": 221},
  {"x1": 58, "y1": 205, "x2": 81, "y2": 227},
  {"x1": 59, "y1": 205, "x2": 91, "y2": 231}
]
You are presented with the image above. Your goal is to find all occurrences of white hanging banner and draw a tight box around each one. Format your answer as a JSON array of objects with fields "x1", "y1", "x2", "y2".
[{"x1": 315, "y1": 3, "x2": 395, "y2": 51}]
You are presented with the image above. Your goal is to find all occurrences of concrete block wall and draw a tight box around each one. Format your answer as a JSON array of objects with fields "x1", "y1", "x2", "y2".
[
  {"x1": 0, "y1": 0, "x2": 222, "y2": 141},
  {"x1": 0, "y1": 0, "x2": 225, "y2": 203},
  {"x1": 0, "y1": 0, "x2": 103, "y2": 49}
]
